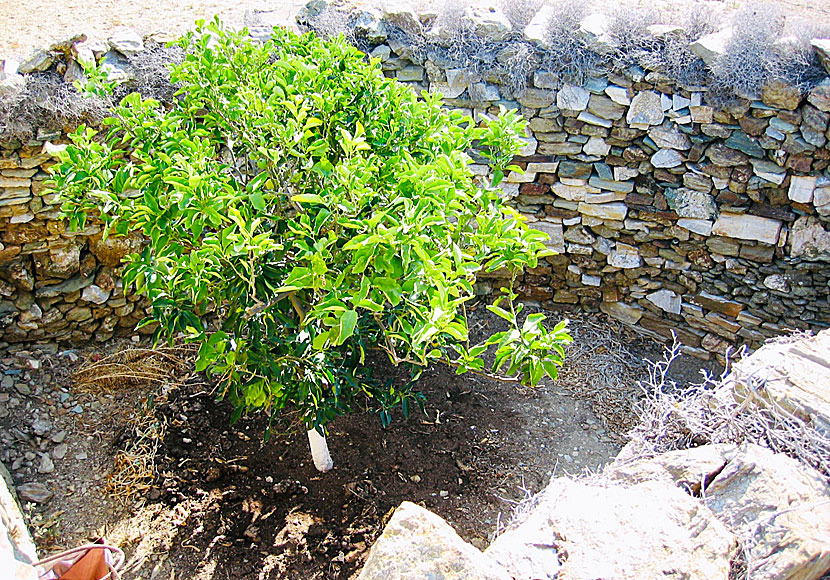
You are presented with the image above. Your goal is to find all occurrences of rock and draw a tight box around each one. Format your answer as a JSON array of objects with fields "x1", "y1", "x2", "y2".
[
  {"x1": 704, "y1": 444, "x2": 830, "y2": 580},
  {"x1": 788, "y1": 175, "x2": 817, "y2": 203},
  {"x1": 531, "y1": 221, "x2": 565, "y2": 253},
  {"x1": 763, "y1": 273, "x2": 790, "y2": 292},
  {"x1": 665, "y1": 188, "x2": 717, "y2": 219},
  {"x1": 706, "y1": 143, "x2": 748, "y2": 167},
  {"x1": 556, "y1": 84, "x2": 589, "y2": 111},
  {"x1": 712, "y1": 212, "x2": 782, "y2": 245},
  {"x1": 583, "y1": 136, "x2": 610, "y2": 156},
  {"x1": 807, "y1": 80, "x2": 830, "y2": 112},
  {"x1": 353, "y1": 9, "x2": 387, "y2": 43},
  {"x1": 677, "y1": 218, "x2": 714, "y2": 236},
  {"x1": 88, "y1": 232, "x2": 143, "y2": 266},
  {"x1": 464, "y1": 6, "x2": 512, "y2": 42},
  {"x1": 725, "y1": 329, "x2": 830, "y2": 433},
  {"x1": 813, "y1": 38, "x2": 830, "y2": 74},
  {"x1": 38, "y1": 454, "x2": 54, "y2": 474},
  {"x1": 108, "y1": 27, "x2": 144, "y2": 56},
  {"x1": 587, "y1": 177, "x2": 633, "y2": 194},
  {"x1": 17, "y1": 49, "x2": 53, "y2": 74},
  {"x1": 523, "y1": 6, "x2": 555, "y2": 49},
  {"x1": 485, "y1": 478, "x2": 736, "y2": 580},
  {"x1": 577, "y1": 13, "x2": 615, "y2": 55},
  {"x1": 651, "y1": 148, "x2": 684, "y2": 168},
  {"x1": 605, "y1": 85, "x2": 631, "y2": 106},
  {"x1": 15, "y1": 482, "x2": 52, "y2": 504},
  {"x1": 600, "y1": 301, "x2": 643, "y2": 325},
  {"x1": 578, "y1": 201, "x2": 627, "y2": 221},
  {"x1": 626, "y1": 91, "x2": 664, "y2": 127},
  {"x1": 558, "y1": 161, "x2": 592, "y2": 179},
  {"x1": 81, "y1": 284, "x2": 111, "y2": 304},
  {"x1": 692, "y1": 292, "x2": 743, "y2": 317},
  {"x1": 649, "y1": 125, "x2": 691, "y2": 150},
  {"x1": 761, "y1": 79, "x2": 802, "y2": 110},
  {"x1": 358, "y1": 501, "x2": 512, "y2": 580},
  {"x1": 690, "y1": 28, "x2": 732, "y2": 66},
  {"x1": 608, "y1": 242, "x2": 641, "y2": 269},
  {"x1": 646, "y1": 288, "x2": 682, "y2": 314},
  {"x1": 516, "y1": 87, "x2": 554, "y2": 109},
  {"x1": 789, "y1": 216, "x2": 830, "y2": 261},
  {"x1": 587, "y1": 94, "x2": 626, "y2": 120},
  {"x1": 750, "y1": 159, "x2": 786, "y2": 185},
  {"x1": 724, "y1": 131, "x2": 765, "y2": 158}
]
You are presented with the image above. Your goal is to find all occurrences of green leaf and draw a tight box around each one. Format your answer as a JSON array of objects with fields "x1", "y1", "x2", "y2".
[{"x1": 291, "y1": 194, "x2": 324, "y2": 204}]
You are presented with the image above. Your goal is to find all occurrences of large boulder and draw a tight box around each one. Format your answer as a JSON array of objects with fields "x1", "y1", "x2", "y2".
[
  {"x1": 358, "y1": 501, "x2": 512, "y2": 580},
  {"x1": 606, "y1": 444, "x2": 830, "y2": 580},
  {"x1": 722, "y1": 329, "x2": 830, "y2": 434},
  {"x1": 485, "y1": 477, "x2": 736, "y2": 580}
]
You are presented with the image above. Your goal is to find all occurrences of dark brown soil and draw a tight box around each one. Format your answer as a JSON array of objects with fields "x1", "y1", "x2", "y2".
[{"x1": 4, "y1": 308, "x2": 717, "y2": 580}]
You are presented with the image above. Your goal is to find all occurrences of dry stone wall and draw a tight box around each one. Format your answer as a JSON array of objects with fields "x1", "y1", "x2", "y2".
[
  {"x1": 306, "y1": 3, "x2": 830, "y2": 360},
  {"x1": 2, "y1": 4, "x2": 830, "y2": 358}
]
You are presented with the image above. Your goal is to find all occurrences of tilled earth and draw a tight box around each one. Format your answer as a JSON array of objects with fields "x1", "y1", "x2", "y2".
[{"x1": 1, "y1": 310, "x2": 710, "y2": 579}]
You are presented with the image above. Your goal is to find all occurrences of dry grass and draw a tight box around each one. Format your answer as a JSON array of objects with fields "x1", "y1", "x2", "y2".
[
  {"x1": 554, "y1": 314, "x2": 650, "y2": 439},
  {"x1": 105, "y1": 408, "x2": 167, "y2": 505},
  {"x1": 72, "y1": 346, "x2": 193, "y2": 392}
]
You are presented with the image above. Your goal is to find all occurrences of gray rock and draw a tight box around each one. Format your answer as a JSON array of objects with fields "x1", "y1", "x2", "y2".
[
  {"x1": 813, "y1": 38, "x2": 830, "y2": 74},
  {"x1": 646, "y1": 289, "x2": 682, "y2": 314},
  {"x1": 651, "y1": 148, "x2": 684, "y2": 168},
  {"x1": 600, "y1": 301, "x2": 643, "y2": 325},
  {"x1": 556, "y1": 84, "x2": 589, "y2": 111},
  {"x1": 354, "y1": 9, "x2": 387, "y2": 44},
  {"x1": 649, "y1": 125, "x2": 691, "y2": 150},
  {"x1": 523, "y1": 6, "x2": 555, "y2": 49},
  {"x1": 516, "y1": 88, "x2": 554, "y2": 109},
  {"x1": 763, "y1": 273, "x2": 790, "y2": 293},
  {"x1": 626, "y1": 92, "x2": 664, "y2": 127},
  {"x1": 15, "y1": 482, "x2": 52, "y2": 504},
  {"x1": 358, "y1": 501, "x2": 512, "y2": 580},
  {"x1": 577, "y1": 13, "x2": 616, "y2": 55},
  {"x1": 789, "y1": 216, "x2": 830, "y2": 261},
  {"x1": 605, "y1": 85, "x2": 631, "y2": 106},
  {"x1": 587, "y1": 94, "x2": 625, "y2": 120},
  {"x1": 17, "y1": 49, "x2": 53, "y2": 74},
  {"x1": 38, "y1": 454, "x2": 54, "y2": 474},
  {"x1": 486, "y1": 477, "x2": 736, "y2": 580},
  {"x1": 81, "y1": 284, "x2": 111, "y2": 305},
  {"x1": 749, "y1": 159, "x2": 786, "y2": 185},
  {"x1": 665, "y1": 188, "x2": 717, "y2": 219},
  {"x1": 465, "y1": 6, "x2": 512, "y2": 42},
  {"x1": 531, "y1": 221, "x2": 565, "y2": 253},
  {"x1": 724, "y1": 132, "x2": 765, "y2": 158},
  {"x1": 712, "y1": 212, "x2": 782, "y2": 245},
  {"x1": 108, "y1": 27, "x2": 144, "y2": 56},
  {"x1": 677, "y1": 218, "x2": 714, "y2": 236},
  {"x1": 608, "y1": 242, "x2": 641, "y2": 269},
  {"x1": 690, "y1": 28, "x2": 732, "y2": 66},
  {"x1": 705, "y1": 444, "x2": 830, "y2": 580}
]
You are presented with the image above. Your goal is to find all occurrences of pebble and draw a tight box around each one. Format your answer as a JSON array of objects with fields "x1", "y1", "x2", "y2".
[
  {"x1": 71, "y1": 404, "x2": 83, "y2": 414},
  {"x1": 38, "y1": 453, "x2": 55, "y2": 474},
  {"x1": 52, "y1": 443, "x2": 68, "y2": 459},
  {"x1": 16, "y1": 482, "x2": 53, "y2": 504},
  {"x1": 439, "y1": 490, "x2": 449, "y2": 498},
  {"x1": 410, "y1": 475, "x2": 422, "y2": 483},
  {"x1": 51, "y1": 430, "x2": 67, "y2": 443},
  {"x1": 14, "y1": 383, "x2": 31, "y2": 396}
]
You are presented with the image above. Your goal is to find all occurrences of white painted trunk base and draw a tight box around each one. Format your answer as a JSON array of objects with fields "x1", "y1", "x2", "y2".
[{"x1": 307, "y1": 428, "x2": 333, "y2": 472}]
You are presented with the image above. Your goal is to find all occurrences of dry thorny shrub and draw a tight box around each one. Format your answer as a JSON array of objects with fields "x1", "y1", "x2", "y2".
[{"x1": 628, "y1": 334, "x2": 830, "y2": 481}]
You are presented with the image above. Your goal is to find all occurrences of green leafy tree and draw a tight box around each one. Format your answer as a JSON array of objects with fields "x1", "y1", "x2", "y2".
[{"x1": 50, "y1": 20, "x2": 572, "y2": 470}]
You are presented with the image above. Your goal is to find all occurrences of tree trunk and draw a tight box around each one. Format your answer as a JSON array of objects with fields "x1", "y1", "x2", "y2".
[{"x1": 307, "y1": 428, "x2": 333, "y2": 472}]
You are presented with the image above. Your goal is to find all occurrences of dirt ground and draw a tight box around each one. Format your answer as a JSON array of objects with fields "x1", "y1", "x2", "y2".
[
  {"x1": 0, "y1": 306, "x2": 718, "y2": 579},
  {"x1": 2, "y1": 0, "x2": 830, "y2": 61}
]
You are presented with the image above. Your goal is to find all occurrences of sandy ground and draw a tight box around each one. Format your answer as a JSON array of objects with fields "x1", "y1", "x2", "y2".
[{"x1": 2, "y1": 0, "x2": 830, "y2": 61}]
